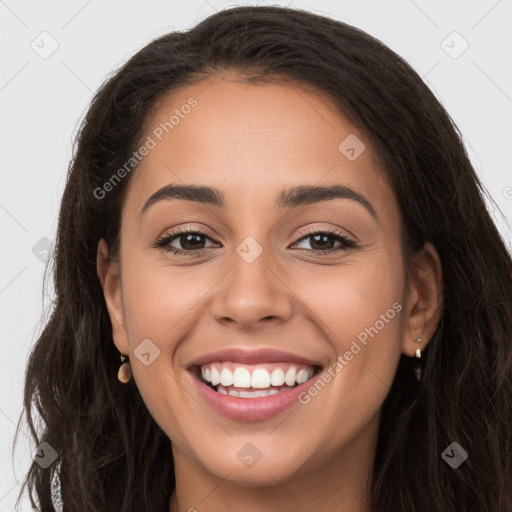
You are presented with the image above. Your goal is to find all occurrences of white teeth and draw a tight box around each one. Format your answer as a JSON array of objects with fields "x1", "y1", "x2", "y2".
[
  {"x1": 217, "y1": 385, "x2": 294, "y2": 398},
  {"x1": 210, "y1": 367, "x2": 220, "y2": 386},
  {"x1": 296, "y1": 369, "x2": 309, "y2": 385},
  {"x1": 240, "y1": 389, "x2": 265, "y2": 398},
  {"x1": 270, "y1": 368, "x2": 285, "y2": 386},
  {"x1": 237, "y1": 389, "x2": 254, "y2": 398},
  {"x1": 285, "y1": 368, "x2": 296, "y2": 387},
  {"x1": 233, "y1": 367, "x2": 252, "y2": 388},
  {"x1": 219, "y1": 368, "x2": 233, "y2": 387},
  {"x1": 251, "y1": 369, "x2": 271, "y2": 388},
  {"x1": 199, "y1": 363, "x2": 316, "y2": 389}
]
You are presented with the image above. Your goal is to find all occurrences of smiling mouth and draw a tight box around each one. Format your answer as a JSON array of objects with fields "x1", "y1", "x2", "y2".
[{"x1": 193, "y1": 362, "x2": 323, "y2": 398}]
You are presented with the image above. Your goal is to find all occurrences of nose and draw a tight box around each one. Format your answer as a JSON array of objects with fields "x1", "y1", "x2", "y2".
[{"x1": 211, "y1": 248, "x2": 294, "y2": 330}]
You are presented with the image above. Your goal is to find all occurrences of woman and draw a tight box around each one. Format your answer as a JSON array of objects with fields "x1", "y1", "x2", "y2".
[{"x1": 15, "y1": 5, "x2": 512, "y2": 512}]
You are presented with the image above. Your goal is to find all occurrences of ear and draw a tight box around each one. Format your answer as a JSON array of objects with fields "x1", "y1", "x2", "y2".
[
  {"x1": 401, "y1": 242, "x2": 443, "y2": 356},
  {"x1": 96, "y1": 238, "x2": 129, "y2": 355}
]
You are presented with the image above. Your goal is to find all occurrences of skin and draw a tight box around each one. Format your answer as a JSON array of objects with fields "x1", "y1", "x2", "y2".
[{"x1": 97, "y1": 75, "x2": 443, "y2": 512}]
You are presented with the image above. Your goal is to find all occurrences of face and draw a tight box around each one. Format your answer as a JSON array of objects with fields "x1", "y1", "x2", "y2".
[{"x1": 98, "y1": 75, "x2": 442, "y2": 494}]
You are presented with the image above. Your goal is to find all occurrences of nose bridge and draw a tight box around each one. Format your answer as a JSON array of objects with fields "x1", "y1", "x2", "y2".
[{"x1": 211, "y1": 235, "x2": 293, "y2": 327}]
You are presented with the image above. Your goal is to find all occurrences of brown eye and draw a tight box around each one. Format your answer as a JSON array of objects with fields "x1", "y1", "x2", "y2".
[
  {"x1": 175, "y1": 233, "x2": 207, "y2": 251},
  {"x1": 292, "y1": 230, "x2": 357, "y2": 254},
  {"x1": 154, "y1": 229, "x2": 220, "y2": 254}
]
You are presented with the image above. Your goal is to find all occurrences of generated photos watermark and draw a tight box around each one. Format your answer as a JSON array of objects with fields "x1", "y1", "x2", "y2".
[
  {"x1": 93, "y1": 97, "x2": 198, "y2": 200},
  {"x1": 298, "y1": 301, "x2": 403, "y2": 405}
]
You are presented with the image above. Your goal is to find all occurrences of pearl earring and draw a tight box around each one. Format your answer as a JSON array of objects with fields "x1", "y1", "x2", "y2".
[{"x1": 118, "y1": 354, "x2": 132, "y2": 383}]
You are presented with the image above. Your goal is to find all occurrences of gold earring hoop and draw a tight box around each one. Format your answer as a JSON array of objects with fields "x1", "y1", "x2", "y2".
[
  {"x1": 415, "y1": 336, "x2": 422, "y2": 358},
  {"x1": 413, "y1": 336, "x2": 422, "y2": 381},
  {"x1": 118, "y1": 354, "x2": 132, "y2": 383}
]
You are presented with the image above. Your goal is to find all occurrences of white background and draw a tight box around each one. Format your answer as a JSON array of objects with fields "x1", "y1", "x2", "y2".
[{"x1": 1, "y1": 0, "x2": 511, "y2": 510}]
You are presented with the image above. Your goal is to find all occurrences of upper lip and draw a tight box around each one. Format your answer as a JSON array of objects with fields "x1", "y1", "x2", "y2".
[{"x1": 187, "y1": 348, "x2": 323, "y2": 368}]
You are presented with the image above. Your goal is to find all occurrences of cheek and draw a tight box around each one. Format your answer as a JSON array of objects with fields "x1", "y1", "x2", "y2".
[
  {"x1": 297, "y1": 252, "x2": 405, "y2": 389},
  {"x1": 285, "y1": 255, "x2": 404, "y2": 452},
  {"x1": 121, "y1": 258, "x2": 209, "y2": 342},
  {"x1": 117, "y1": 255, "x2": 211, "y2": 434},
  {"x1": 116, "y1": 251, "x2": 205, "y2": 390},
  {"x1": 298, "y1": 250, "x2": 403, "y2": 325}
]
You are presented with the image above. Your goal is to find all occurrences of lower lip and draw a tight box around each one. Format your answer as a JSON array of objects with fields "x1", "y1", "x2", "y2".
[{"x1": 190, "y1": 372, "x2": 318, "y2": 421}]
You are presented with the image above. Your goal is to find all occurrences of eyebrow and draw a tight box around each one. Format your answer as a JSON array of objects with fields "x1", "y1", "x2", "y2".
[{"x1": 140, "y1": 183, "x2": 377, "y2": 219}]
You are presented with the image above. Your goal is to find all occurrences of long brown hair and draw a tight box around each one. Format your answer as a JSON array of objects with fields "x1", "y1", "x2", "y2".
[{"x1": 15, "y1": 6, "x2": 512, "y2": 511}]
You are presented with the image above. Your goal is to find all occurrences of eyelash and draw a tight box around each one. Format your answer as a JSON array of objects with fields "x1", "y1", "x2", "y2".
[{"x1": 152, "y1": 226, "x2": 358, "y2": 256}]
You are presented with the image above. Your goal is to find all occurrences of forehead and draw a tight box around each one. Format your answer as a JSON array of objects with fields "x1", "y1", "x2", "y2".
[{"x1": 124, "y1": 76, "x2": 393, "y2": 215}]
